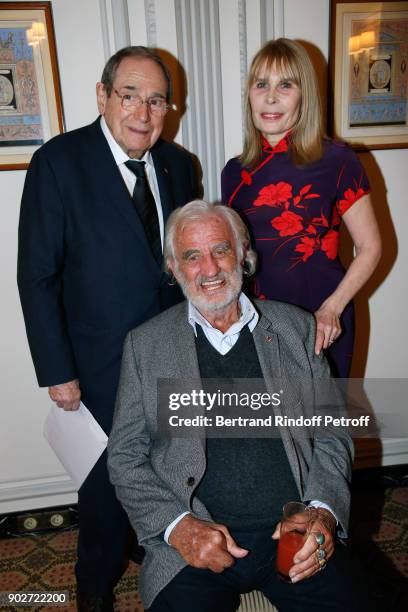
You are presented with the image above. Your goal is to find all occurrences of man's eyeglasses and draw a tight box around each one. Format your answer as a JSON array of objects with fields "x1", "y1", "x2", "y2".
[{"x1": 113, "y1": 89, "x2": 169, "y2": 116}]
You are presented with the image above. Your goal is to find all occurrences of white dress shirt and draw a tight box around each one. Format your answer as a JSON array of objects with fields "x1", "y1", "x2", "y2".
[
  {"x1": 100, "y1": 116, "x2": 164, "y2": 248},
  {"x1": 188, "y1": 292, "x2": 259, "y2": 354}
]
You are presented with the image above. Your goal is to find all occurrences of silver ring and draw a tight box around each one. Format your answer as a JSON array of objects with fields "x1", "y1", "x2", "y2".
[
  {"x1": 314, "y1": 532, "x2": 325, "y2": 546},
  {"x1": 318, "y1": 558, "x2": 327, "y2": 570},
  {"x1": 316, "y1": 548, "x2": 326, "y2": 561}
]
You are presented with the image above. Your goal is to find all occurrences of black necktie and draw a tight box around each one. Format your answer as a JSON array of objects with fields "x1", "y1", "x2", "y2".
[{"x1": 125, "y1": 160, "x2": 162, "y2": 265}]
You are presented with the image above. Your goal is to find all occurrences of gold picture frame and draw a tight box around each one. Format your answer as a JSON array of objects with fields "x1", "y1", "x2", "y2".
[
  {"x1": 0, "y1": 2, "x2": 64, "y2": 170},
  {"x1": 330, "y1": 1, "x2": 408, "y2": 149}
]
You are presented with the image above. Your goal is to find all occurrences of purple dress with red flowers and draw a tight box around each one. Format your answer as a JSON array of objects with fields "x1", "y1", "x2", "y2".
[{"x1": 221, "y1": 136, "x2": 370, "y2": 377}]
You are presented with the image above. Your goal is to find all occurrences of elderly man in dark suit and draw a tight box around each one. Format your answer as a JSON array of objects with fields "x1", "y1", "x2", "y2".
[
  {"x1": 108, "y1": 200, "x2": 371, "y2": 612},
  {"x1": 17, "y1": 46, "x2": 198, "y2": 611}
]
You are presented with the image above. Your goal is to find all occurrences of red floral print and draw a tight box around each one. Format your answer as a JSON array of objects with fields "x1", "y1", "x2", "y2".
[
  {"x1": 254, "y1": 182, "x2": 293, "y2": 208},
  {"x1": 337, "y1": 187, "x2": 366, "y2": 215},
  {"x1": 227, "y1": 138, "x2": 289, "y2": 207},
  {"x1": 331, "y1": 206, "x2": 341, "y2": 228},
  {"x1": 271, "y1": 211, "x2": 303, "y2": 236},
  {"x1": 306, "y1": 224, "x2": 317, "y2": 234},
  {"x1": 321, "y1": 230, "x2": 339, "y2": 260},
  {"x1": 311, "y1": 213, "x2": 329, "y2": 227},
  {"x1": 293, "y1": 185, "x2": 320, "y2": 208},
  {"x1": 300, "y1": 184, "x2": 312, "y2": 196},
  {"x1": 224, "y1": 137, "x2": 371, "y2": 284},
  {"x1": 294, "y1": 236, "x2": 317, "y2": 262},
  {"x1": 249, "y1": 177, "x2": 344, "y2": 267},
  {"x1": 254, "y1": 180, "x2": 319, "y2": 211}
]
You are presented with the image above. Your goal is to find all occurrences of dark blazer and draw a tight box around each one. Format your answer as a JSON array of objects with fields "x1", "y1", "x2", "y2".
[
  {"x1": 17, "y1": 118, "x2": 198, "y2": 432},
  {"x1": 107, "y1": 299, "x2": 353, "y2": 608}
]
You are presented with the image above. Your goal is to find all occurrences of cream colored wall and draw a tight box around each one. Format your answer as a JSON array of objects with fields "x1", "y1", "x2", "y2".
[
  {"x1": 0, "y1": 0, "x2": 105, "y2": 512},
  {"x1": 1, "y1": 0, "x2": 407, "y2": 513},
  {"x1": 362, "y1": 149, "x2": 407, "y2": 378}
]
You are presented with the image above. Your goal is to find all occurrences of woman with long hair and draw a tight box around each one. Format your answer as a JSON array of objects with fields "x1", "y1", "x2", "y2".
[{"x1": 222, "y1": 39, "x2": 381, "y2": 377}]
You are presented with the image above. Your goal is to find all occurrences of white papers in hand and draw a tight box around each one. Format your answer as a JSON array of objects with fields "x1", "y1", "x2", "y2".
[{"x1": 43, "y1": 402, "x2": 108, "y2": 490}]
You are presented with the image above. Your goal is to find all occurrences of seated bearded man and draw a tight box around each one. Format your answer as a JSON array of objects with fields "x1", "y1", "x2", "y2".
[{"x1": 108, "y1": 200, "x2": 372, "y2": 612}]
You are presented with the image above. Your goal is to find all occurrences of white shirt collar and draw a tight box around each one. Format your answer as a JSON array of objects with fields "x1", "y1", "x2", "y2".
[
  {"x1": 188, "y1": 293, "x2": 259, "y2": 338},
  {"x1": 100, "y1": 116, "x2": 152, "y2": 167}
]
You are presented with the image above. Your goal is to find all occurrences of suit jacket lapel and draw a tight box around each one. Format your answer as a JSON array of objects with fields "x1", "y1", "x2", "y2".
[
  {"x1": 252, "y1": 315, "x2": 282, "y2": 382},
  {"x1": 171, "y1": 306, "x2": 201, "y2": 378},
  {"x1": 168, "y1": 304, "x2": 206, "y2": 451},
  {"x1": 151, "y1": 144, "x2": 174, "y2": 224},
  {"x1": 90, "y1": 120, "x2": 161, "y2": 261},
  {"x1": 253, "y1": 311, "x2": 303, "y2": 495}
]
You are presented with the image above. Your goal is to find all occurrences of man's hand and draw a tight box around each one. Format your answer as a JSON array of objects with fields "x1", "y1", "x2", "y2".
[
  {"x1": 169, "y1": 515, "x2": 248, "y2": 573},
  {"x1": 272, "y1": 508, "x2": 336, "y2": 583},
  {"x1": 48, "y1": 379, "x2": 81, "y2": 411}
]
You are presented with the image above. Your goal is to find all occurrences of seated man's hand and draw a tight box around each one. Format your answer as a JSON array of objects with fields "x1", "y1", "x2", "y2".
[
  {"x1": 48, "y1": 379, "x2": 81, "y2": 411},
  {"x1": 169, "y1": 514, "x2": 248, "y2": 573},
  {"x1": 272, "y1": 508, "x2": 336, "y2": 583}
]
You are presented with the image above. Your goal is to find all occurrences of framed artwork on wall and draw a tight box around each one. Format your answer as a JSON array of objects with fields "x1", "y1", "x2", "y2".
[
  {"x1": 330, "y1": 1, "x2": 408, "y2": 149},
  {"x1": 0, "y1": 2, "x2": 64, "y2": 170}
]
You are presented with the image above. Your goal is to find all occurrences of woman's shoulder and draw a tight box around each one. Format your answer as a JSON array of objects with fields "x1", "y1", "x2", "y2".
[
  {"x1": 222, "y1": 155, "x2": 244, "y2": 174},
  {"x1": 221, "y1": 156, "x2": 245, "y2": 193},
  {"x1": 322, "y1": 137, "x2": 358, "y2": 162}
]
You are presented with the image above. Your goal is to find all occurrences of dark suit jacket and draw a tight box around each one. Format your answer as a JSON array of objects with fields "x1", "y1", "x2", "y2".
[{"x1": 17, "y1": 118, "x2": 198, "y2": 432}]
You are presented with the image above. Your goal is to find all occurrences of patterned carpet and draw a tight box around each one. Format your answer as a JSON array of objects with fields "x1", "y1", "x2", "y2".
[
  {"x1": 0, "y1": 483, "x2": 407, "y2": 611},
  {"x1": 348, "y1": 482, "x2": 408, "y2": 610},
  {"x1": 0, "y1": 529, "x2": 143, "y2": 611}
]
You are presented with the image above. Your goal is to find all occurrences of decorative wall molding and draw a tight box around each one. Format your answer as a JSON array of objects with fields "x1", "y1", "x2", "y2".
[
  {"x1": 99, "y1": 0, "x2": 130, "y2": 60},
  {"x1": 145, "y1": 0, "x2": 157, "y2": 47},
  {"x1": 1, "y1": 437, "x2": 405, "y2": 512},
  {"x1": 0, "y1": 474, "x2": 76, "y2": 513},
  {"x1": 238, "y1": 0, "x2": 248, "y2": 109},
  {"x1": 127, "y1": 0, "x2": 148, "y2": 46},
  {"x1": 112, "y1": 0, "x2": 131, "y2": 50},
  {"x1": 260, "y1": 0, "x2": 285, "y2": 43},
  {"x1": 218, "y1": 0, "x2": 243, "y2": 166},
  {"x1": 245, "y1": 1, "x2": 261, "y2": 68},
  {"x1": 354, "y1": 439, "x2": 408, "y2": 470},
  {"x1": 174, "y1": 0, "x2": 225, "y2": 201},
  {"x1": 260, "y1": 0, "x2": 274, "y2": 43},
  {"x1": 99, "y1": 0, "x2": 115, "y2": 61},
  {"x1": 273, "y1": 0, "x2": 285, "y2": 40}
]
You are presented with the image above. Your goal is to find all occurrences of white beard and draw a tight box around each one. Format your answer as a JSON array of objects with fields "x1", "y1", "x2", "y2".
[{"x1": 177, "y1": 265, "x2": 243, "y2": 315}]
